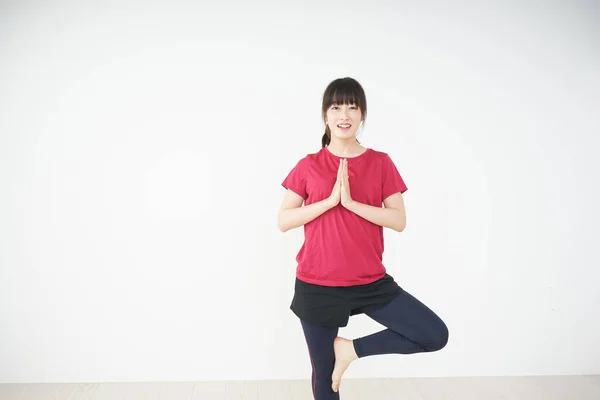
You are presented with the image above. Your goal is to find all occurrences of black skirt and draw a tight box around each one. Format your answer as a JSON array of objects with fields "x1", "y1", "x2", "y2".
[{"x1": 290, "y1": 273, "x2": 403, "y2": 328}]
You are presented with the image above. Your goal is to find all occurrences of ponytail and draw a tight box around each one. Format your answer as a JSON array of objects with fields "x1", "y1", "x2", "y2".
[{"x1": 322, "y1": 125, "x2": 331, "y2": 148}]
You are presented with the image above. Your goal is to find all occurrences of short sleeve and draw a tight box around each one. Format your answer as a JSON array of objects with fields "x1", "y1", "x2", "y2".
[
  {"x1": 282, "y1": 158, "x2": 308, "y2": 200},
  {"x1": 382, "y1": 153, "x2": 407, "y2": 200}
]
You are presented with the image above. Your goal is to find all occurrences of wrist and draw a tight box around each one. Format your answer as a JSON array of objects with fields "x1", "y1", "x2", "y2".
[
  {"x1": 324, "y1": 197, "x2": 337, "y2": 210},
  {"x1": 344, "y1": 199, "x2": 358, "y2": 211}
]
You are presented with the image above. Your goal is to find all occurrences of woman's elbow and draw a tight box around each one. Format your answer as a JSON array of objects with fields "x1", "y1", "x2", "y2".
[
  {"x1": 277, "y1": 215, "x2": 289, "y2": 232},
  {"x1": 395, "y1": 220, "x2": 406, "y2": 232}
]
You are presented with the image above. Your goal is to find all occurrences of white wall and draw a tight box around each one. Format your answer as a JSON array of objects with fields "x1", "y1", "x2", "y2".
[{"x1": 1, "y1": 0, "x2": 599, "y2": 384}]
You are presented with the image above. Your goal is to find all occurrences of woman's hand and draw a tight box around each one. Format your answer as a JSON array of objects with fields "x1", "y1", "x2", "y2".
[
  {"x1": 341, "y1": 159, "x2": 354, "y2": 208},
  {"x1": 326, "y1": 159, "x2": 343, "y2": 209}
]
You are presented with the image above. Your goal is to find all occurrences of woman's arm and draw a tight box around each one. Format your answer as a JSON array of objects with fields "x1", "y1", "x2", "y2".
[
  {"x1": 277, "y1": 190, "x2": 336, "y2": 232},
  {"x1": 345, "y1": 192, "x2": 406, "y2": 232},
  {"x1": 279, "y1": 160, "x2": 343, "y2": 232}
]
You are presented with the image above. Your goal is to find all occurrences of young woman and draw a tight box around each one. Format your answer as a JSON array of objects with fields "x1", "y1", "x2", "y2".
[{"x1": 278, "y1": 77, "x2": 448, "y2": 399}]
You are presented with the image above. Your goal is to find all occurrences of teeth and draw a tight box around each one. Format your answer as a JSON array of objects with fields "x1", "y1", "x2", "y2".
[{"x1": 338, "y1": 124, "x2": 351, "y2": 128}]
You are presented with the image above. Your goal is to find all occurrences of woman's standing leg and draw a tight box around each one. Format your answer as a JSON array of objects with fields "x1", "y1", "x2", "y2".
[{"x1": 300, "y1": 319, "x2": 340, "y2": 400}]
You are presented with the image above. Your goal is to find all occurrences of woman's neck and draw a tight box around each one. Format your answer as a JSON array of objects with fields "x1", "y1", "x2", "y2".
[{"x1": 326, "y1": 140, "x2": 366, "y2": 158}]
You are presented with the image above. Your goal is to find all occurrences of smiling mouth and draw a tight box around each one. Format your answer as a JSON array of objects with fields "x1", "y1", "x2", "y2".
[{"x1": 337, "y1": 124, "x2": 351, "y2": 129}]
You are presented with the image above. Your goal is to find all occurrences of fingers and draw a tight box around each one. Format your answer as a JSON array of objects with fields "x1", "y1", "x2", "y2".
[
  {"x1": 337, "y1": 159, "x2": 350, "y2": 185},
  {"x1": 341, "y1": 159, "x2": 348, "y2": 182},
  {"x1": 344, "y1": 159, "x2": 348, "y2": 179}
]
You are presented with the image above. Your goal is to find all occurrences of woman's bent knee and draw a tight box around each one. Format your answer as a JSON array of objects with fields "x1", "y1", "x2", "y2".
[{"x1": 426, "y1": 320, "x2": 449, "y2": 352}]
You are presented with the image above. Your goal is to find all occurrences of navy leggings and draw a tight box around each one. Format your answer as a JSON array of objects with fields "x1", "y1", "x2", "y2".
[{"x1": 300, "y1": 290, "x2": 448, "y2": 400}]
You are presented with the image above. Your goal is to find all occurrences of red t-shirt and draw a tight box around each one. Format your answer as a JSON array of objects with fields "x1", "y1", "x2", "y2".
[{"x1": 282, "y1": 147, "x2": 408, "y2": 287}]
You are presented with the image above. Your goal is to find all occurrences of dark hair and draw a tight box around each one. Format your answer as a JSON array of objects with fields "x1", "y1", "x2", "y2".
[{"x1": 321, "y1": 77, "x2": 367, "y2": 147}]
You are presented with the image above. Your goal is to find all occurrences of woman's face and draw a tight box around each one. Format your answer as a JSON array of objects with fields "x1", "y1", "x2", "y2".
[{"x1": 326, "y1": 103, "x2": 362, "y2": 141}]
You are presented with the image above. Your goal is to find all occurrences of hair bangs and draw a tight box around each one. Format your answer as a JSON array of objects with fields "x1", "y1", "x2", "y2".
[{"x1": 323, "y1": 79, "x2": 365, "y2": 111}]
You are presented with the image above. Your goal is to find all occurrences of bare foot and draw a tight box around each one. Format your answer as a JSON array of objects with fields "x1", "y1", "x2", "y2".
[{"x1": 331, "y1": 336, "x2": 358, "y2": 392}]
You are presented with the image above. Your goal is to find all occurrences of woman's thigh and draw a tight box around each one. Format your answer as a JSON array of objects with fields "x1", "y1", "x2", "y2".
[
  {"x1": 300, "y1": 319, "x2": 339, "y2": 367},
  {"x1": 367, "y1": 290, "x2": 449, "y2": 351}
]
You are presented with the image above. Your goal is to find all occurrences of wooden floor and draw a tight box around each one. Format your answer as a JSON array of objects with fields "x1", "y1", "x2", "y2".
[{"x1": 1, "y1": 375, "x2": 600, "y2": 399}]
